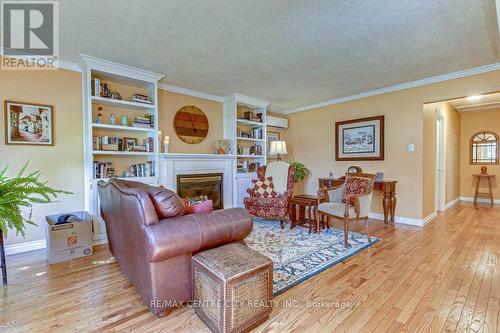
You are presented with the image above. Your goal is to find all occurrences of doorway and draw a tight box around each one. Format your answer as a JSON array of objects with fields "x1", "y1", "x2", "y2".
[{"x1": 435, "y1": 111, "x2": 446, "y2": 211}]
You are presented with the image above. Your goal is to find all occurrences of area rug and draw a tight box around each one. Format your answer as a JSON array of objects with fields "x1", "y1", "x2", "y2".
[{"x1": 245, "y1": 219, "x2": 379, "y2": 295}]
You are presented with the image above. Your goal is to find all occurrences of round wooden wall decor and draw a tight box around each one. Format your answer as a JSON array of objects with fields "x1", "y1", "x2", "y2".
[{"x1": 173, "y1": 105, "x2": 209, "y2": 144}]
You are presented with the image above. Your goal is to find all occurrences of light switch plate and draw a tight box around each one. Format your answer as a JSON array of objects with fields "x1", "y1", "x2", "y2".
[{"x1": 408, "y1": 144, "x2": 415, "y2": 152}]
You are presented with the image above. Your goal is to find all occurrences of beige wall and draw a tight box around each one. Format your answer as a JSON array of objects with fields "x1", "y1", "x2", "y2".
[
  {"x1": 422, "y1": 101, "x2": 461, "y2": 217},
  {"x1": 0, "y1": 68, "x2": 84, "y2": 246},
  {"x1": 158, "y1": 90, "x2": 223, "y2": 154},
  {"x1": 460, "y1": 108, "x2": 500, "y2": 199},
  {"x1": 287, "y1": 70, "x2": 500, "y2": 220}
]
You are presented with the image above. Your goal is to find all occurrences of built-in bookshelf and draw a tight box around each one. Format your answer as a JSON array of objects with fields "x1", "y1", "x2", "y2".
[
  {"x1": 80, "y1": 54, "x2": 163, "y2": 240},
  {"x1": 223, "y1": 94, "x2": 269, "y2": 207}
]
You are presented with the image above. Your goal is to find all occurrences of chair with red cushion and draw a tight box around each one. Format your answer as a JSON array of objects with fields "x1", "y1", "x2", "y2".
[{"x1": 244, "y1": 161, "x2": 295, "y2": 229}]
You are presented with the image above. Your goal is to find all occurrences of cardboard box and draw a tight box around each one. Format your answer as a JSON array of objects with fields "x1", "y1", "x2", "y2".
[{"x1": 45, "y1": 211, "x2": 93, "y2": 264}]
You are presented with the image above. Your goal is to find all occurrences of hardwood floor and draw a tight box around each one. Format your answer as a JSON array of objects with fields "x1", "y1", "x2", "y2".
[{"x1": 1, "y1": 203, "x2": 499, "y2": 332}]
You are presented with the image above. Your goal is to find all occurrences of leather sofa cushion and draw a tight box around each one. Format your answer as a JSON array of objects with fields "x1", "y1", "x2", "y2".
[
  {"x1": 145, "y1": 208, "x2": 253, "y2": 262},
  {"x1": 121, "y1": 180, "x2": 185, "y2": 219}
]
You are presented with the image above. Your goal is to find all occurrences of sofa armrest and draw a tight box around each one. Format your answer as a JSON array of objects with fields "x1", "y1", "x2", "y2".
[{"x1": 145, "y1": 208, "x2": 253, "y2": 262}]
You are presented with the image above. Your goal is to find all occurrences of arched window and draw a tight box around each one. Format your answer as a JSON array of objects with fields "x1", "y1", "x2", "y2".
[{"x1": 470, "y1": 131, "x2": 499, "y2": 164}]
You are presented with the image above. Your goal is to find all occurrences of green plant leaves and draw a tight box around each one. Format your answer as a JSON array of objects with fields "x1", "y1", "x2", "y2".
[
  {"x1": 0, "y1": 161, "x2": 72, "y2": 237},
  {"x1": 288, "y1": 160, "x2": 311, "y2": 183}
]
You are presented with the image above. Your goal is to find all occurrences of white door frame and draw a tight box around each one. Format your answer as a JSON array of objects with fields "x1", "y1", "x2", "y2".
[{"x1": 435, "y1": 111, "x2": 446, "y2": 212}]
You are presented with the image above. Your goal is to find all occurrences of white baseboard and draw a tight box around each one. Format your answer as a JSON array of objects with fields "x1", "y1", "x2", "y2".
[
  {"x1": 5, "y1": 235, "x2": 108, "y2": 256},
  {"x1": 368, "y1": 213, "x2": 425, "y2": 227},
  {"x1": 460, "y1": 196, "x2": 500, "y2": 205},
  {"x1": 422, "y1": 211, "x2": 437, "y2": 225},
  {"x1": 5, "y1": 239, "x2": 46, "y2": 256},
  {"x1": 446, "y1": 197, "x2": 461, "y2": 210}
]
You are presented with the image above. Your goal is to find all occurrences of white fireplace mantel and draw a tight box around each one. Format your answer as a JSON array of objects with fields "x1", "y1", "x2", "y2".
[{"x1": 160, "y1": 153, "x2": 236, "y2": 208}]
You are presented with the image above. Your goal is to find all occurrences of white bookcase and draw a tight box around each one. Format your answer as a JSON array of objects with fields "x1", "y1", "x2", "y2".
[
  {"x1": 223, "y1": 94, "x2": 269, "y2": 207},
  {"x1": 80, "y1": 54, "x2": 163, "y2": 241}
]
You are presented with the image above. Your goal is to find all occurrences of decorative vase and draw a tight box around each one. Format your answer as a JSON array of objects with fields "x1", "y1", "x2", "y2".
[
  {"x1": 481, "y1": 166, "x2": 488, "y2": 174},
  {"x1": 120, "y1": 115, "x2": 128, "y2": 126}
]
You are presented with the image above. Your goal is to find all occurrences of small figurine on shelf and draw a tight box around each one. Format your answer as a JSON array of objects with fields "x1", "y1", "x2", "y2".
[
  {"x1": 120, "y1": 115, "x2": 129, "y2": 126},
  {"x1": 214, "y1": 140, "x2": 231, "y2": 154},
  {"x1": 95, "y1": 113, "x2": 103, "y2": 124},
  {"x1": 109, "y1": 113, "x2": 116, "y2": 125}
]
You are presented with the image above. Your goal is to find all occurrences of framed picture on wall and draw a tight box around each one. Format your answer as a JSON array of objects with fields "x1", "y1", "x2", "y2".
[
  {"x1": 267, "y1": 131, "x2": 280, "y2": 157},
  {"x1": 4, "y1": 101, "x2": 54, "y2": 145},
  {"x1": 335, "y1": 115, "x2": 384, "y2": 161}
]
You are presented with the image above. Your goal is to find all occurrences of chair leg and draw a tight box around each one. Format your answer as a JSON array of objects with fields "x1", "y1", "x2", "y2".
[
  {"x1": 364, "y1": 218, "x2": 371, "y2": 243},
  {"x1": 343, "y1": 216, "x2": 349, "y2": 247},
  {"x1": 279, "y1": 218, "x2": 285, "y2": 229}
]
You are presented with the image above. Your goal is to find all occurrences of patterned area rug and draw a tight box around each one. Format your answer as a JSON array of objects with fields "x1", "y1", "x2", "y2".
[{"x1": 245, "y1": 219, "x2": 379, "y2": 295}]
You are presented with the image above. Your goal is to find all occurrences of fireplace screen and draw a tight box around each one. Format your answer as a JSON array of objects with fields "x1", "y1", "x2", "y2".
[{"x1": 177, "y1": 173, "x2": 223, "y2": 210}]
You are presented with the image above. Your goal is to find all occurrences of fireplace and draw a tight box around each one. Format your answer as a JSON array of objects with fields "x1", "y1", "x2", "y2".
[{"x1": 177, "y1": 173, "x2": 224, "y2": 210}]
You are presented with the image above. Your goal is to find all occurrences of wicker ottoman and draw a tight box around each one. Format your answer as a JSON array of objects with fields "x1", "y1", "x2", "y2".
[{"x1": 192, "y1": 243, "x2": 273, "y2": 333}]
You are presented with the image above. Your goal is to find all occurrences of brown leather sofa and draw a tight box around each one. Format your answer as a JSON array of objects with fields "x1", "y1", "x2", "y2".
[{"x1": 97, "y1": 179, "x2": 253, "y2": 316}]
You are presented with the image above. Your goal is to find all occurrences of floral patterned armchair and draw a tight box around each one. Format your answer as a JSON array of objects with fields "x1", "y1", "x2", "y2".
[{"x1": 244, "y1": 162, "x2": 295, "y2": 229}]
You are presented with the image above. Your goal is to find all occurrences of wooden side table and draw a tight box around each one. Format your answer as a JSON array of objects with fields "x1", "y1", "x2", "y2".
[
  {"x1": 289, "y1": 194, "x2": 320, "y2": 234},
  {"x1": 473, "y1": 174, "x2": 495, "y2": 207}
]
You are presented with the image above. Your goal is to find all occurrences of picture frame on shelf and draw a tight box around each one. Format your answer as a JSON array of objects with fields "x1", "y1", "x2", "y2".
[
  {"x1": 335, "y1": 115, "x2": 385, "y2": 161},
  {"x1": 122, "y1": 137, "x2": 137, "y2": 151},
  {"x1": 4, "y1": 100, "x2": 54, "y2": 146}
]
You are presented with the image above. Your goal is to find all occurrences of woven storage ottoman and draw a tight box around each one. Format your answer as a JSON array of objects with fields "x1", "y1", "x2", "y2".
[{"x1": 192, "y1": 243, "x2": 273, "y2": 333}]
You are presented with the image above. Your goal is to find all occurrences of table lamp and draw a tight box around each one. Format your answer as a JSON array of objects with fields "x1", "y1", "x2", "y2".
[{"x1": 269, "y1": 141, "x2": 287, "y2": 161}]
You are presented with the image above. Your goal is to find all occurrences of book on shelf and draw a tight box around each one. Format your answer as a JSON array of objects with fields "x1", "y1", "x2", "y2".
[
  {"x1": 237, "y1": 126, "x2": 263, "y2": 139},
  {"x1": 93, "y1": 161, "x2": 115, "y2": 179},
  {"x1": 132, "y1": 93, "x2": 152, "y2": 104},
  {"x1": 91, "y1": 78, "x2": 112, "y2": 98},
  {"x1": 237, "y1": 160, "x2": 261, "y2": 173},
  {"x1": 93, "y1": 136, "x2": 122, "y2": 151},
  {"x1": 129, "y1": 161, "x2": 155, "y2": 177},
  {"x1": 132, "y1": 116, "x2": 154, "y2": 128}
]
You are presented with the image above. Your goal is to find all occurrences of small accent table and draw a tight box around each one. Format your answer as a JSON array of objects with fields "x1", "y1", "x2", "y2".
[
  {"x1": 289, "y1": 194, "x2": 320, "y2": 233},
  {"x1": 473, "y1": 174, "x2": 495, "y2": 207}
]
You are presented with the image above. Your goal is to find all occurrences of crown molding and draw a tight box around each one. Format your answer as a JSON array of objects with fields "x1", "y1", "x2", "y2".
[
  {"x1": 232, "y1": 93, "x2": 270, "y2": 108},
  {"x1": 158, "y1": 83, "x2": 224, "y2": 102},
  {"x1": 57, "y1": 59, "x2": 81, "y2": 72},
  {"x1": 283, "y1": 63, "x2": 500, "y2": 114},
  {"x1": 79, "y1": 53, "x2": 164, "y2": 83}
]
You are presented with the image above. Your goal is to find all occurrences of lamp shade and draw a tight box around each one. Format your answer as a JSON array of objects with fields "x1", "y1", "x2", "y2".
[{"x1": 269, "y1": 141, "x2": 287, "y2": 155}]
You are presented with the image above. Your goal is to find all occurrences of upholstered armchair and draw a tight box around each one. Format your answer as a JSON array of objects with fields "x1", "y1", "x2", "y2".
[
  {"x1": 244, "y1": 161, "x2": 295, "y2": 229},
  {"x1": 317, "y1": 173, "x2": 376, "y2": 247}
]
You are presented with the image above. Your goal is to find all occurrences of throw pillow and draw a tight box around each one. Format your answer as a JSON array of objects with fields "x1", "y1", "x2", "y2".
[
  {"x1": 251, "y1": 177, "x2": 277, "y2": 198},
  {"x1": 182, "y1": 199, "x2": 214, "y2": 215},
  {"x1": 342, "y1": 177, "x2": 370, "y2": 205}
]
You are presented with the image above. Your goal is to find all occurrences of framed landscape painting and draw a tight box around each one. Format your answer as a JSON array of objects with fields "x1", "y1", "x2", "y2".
[
  {"x1": 5, "y1": 101, "x2": 54, "y2": 145},
  {"x1": 335, "y1": 115, "x2": 384, "y2": 161}
]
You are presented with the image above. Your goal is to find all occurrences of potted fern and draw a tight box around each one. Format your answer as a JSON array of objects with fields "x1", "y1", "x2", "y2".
[{"x1": 0, "y1": 162, "x2": 71, "y2": 285}]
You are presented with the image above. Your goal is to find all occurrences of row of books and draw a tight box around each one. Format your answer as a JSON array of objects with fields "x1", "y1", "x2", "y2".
[
  {"x1": 93, "y1": 162, "x2": 115, "y2": 179},
  {"x1": 93, "y1": 136, "x2": 154, "y2": 152},
  {"x1": 130, "y1": 161, "x2": 155, "y2": 177},
  {"x1": 237, "y1": 144, "x2": 263, "y2": 156},
  {"x1": 237, "y1": 160, "x2": 261, "y2": 173},
  {"x1": 91, "y1": 78, "x2": 112, "y2": 98},
  {"x1": 92, "y1": 161, "x2": 156, "y2": 179},
  {"x1": 237, "y1": 127, "x2": 263, "y2": 139},
  {"x1": 132, "y1": 116, "x2": 154, "y2": 128}
]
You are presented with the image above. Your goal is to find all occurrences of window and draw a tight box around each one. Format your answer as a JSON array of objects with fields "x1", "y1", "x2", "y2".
[{"x1": 470, "y1": 131, "x2": 499, "y2": 164}]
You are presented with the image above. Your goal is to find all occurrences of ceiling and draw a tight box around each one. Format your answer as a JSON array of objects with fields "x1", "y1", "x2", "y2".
[
  {"x1": 448, "y1": 92, "x2": 500, "y2": 112},
  {"x1": 56, "y1": 0, "x2": 500, "y2": 111}
]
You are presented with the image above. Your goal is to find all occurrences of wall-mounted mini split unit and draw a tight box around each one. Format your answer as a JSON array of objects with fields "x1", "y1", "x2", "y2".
[{"x1": 267, "y1": 115, "x2": 288, "y2": 129}]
